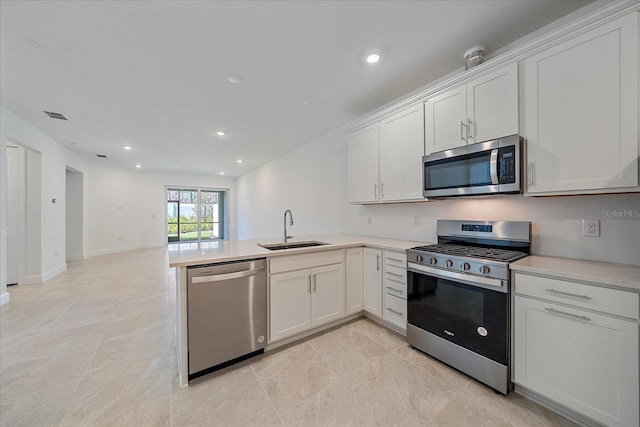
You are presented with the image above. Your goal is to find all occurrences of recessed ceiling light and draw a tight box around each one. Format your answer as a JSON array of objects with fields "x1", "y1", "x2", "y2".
[
  {"x1": 123, "y1": 145, "x2": 132, "y2": 150},
  {"x1": 70, "y1": 142, "x2": 80, "y2": 147},
  {"x1": 228, "y1": 75, "x2": 242, "y2": 84},
  {"x1": 236, "y1": 159, "x2": 243, "y2": 164},
  {"x1": 219, "y1": 171, "x2": 225, "y2": 175},
  {"x1": 366, "y1": 53, "x2": 381, "y2": 64},
  {"x1": 135, "y1": 164, "x2": 141, "y2": 168},
  {"x1": 216, "y1": 131, "x2": 225, "y2": 136}
]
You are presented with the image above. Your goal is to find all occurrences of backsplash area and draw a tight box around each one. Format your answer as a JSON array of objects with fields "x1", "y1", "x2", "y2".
[{"x1": 343, "y1": 193, "x2": 640, "y2": 266}]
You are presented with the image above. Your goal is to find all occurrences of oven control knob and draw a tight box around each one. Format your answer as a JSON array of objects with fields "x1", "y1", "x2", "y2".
[
  {"x1": 429, "y1": 257, "x2": 437, "y2": 265},
  {"x1": 445, "y1": 260, "x2": 453, "y2": 268},
  {"x1": 462, "y1": 262, "x2": 471, "y2": 271},
  {"x1": 480, "y1": 265, "x2": 491, "y2": 275},
  {"x1": 416, "y1": 255, "x2": 423, "y2": 263}
]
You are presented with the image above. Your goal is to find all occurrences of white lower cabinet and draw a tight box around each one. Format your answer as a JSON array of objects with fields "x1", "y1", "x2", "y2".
[
  {"x1": 514, "y1": 273, "x2": 639, "y2": 427},
  {"x1": 363, "y1": 248, "x2": 383, "y2": 316},
  {"x1": 345, "y1": 248, "x2": 364, "y2": 315},
  {"x1": 269, "y1": 251, "x2": 345, "y2": 343},
  {"x1": 382, "y1": 251, "x2": 407, "y2": 331}
]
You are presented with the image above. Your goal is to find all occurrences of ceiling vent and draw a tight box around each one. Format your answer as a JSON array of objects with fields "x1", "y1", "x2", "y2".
[
  {"x1": 43, "y1": 110, "x2": 68, "y2": 120},
  {"x1": 96, "y1": 154, "x2": 108, "y2": 159}
]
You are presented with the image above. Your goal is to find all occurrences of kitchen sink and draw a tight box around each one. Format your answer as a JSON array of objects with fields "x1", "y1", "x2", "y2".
[{"x1": 258, "y1": 241, "x2": 329, "y2": 251}]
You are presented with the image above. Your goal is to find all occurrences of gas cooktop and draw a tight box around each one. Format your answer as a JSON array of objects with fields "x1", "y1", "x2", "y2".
[{"x1": 410, "y1": 243, "x2": 528, "y2": 263}]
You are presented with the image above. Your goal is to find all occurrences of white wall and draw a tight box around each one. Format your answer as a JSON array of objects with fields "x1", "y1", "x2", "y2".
[
  {"x1": 0, "y1": 106, "x2": 89, "y2": 302},
  {"x1": 238, "y1": 124, "x2": 640, "y2": 266},
  {"x1": 237, "y1": 127, "x2": 345, "y2": 241},
  {"x1": 86, "y1": 162, "x2": 238, "y2": 257}
]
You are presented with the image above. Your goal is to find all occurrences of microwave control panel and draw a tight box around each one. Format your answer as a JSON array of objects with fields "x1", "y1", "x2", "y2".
[{"x1": 499, "y1": 146, "x2": 516, "y2": 184}]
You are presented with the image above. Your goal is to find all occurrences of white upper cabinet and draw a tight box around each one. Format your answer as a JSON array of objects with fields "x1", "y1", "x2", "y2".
[
  {"x1": 379, "y1": 104, "x2": 425, "y2": 201},
  {"x1": 348, "y1": 103, "x2": 425, "y2": 204},
  {"x1": 424, "y1": 84, "x2": 467, "y2": 152},
  {"x1": 425, "y1": 63, "x2": 518, "y2": 153},
  {"x1": 348, "y1": 123, "x2": 379, "y2": 203},
  {"x1": 524, "y1": 12, "x2": 639, "y2": 195},
  {"x1": 467, "y1": 64, "x2": 519, "y2": 144}
]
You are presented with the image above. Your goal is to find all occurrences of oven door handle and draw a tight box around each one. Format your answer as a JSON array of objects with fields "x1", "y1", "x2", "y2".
[
  {"x1": 490, "y1": 149, "x2": 499, "y2": 185},
  {"x1": 407, "y1": 262, "x2": 506, "y2": 290}
]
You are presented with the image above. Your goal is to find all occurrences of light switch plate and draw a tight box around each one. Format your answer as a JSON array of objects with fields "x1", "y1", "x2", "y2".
[{"x1": 582, "y1": 219, "x2": 600, "y2": 237}]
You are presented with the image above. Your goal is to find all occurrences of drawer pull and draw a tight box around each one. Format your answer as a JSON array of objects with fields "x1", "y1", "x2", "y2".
[
  {"x1": 387, "y1": 257, "x2": 403, "y2": 263},
  {"x1": 386, "y1": 286, "x2": 403, "y2": 294},
  {"x1": 544, "y1": 288, "x2": 592, "y2": 300},
  {"x1": 387, "y1": 307, "x2": 403, "y2": 316},
  {"x1": 544, "y1": 307, "x2": 591, "y2": 322},
  {"x1": 387, "y1": 272, "x2": 403, "y2": 278}
]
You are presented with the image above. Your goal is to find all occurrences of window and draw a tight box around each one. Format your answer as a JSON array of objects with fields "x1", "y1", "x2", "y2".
[{"x1": 166, "y1": 187, "x2": 227, "y2": 243}]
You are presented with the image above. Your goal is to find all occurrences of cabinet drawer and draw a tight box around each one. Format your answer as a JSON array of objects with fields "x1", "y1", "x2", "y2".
[
  {"x1": 384, "y1": 292, "x2": 407, "y2": 330},
  {"x1": 384, "y1": 251, "x2": 406, "y2": 266},
  {"x1": 270, "y1": 250, "x2": 344, "y2": 274},
  {"x1": 385, "y1": 264, "x2": 406, "y2": 283},
  {"x1": 384, "y1": 279, "x2": 407, "y2": 299},
  {"x1": 515, "y1": 273, "x2": 639, "y2": 319}
]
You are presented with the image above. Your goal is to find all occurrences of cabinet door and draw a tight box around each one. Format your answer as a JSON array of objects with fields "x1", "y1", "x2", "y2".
[
  {"x1": 311, "y1": 264, "x2": 345, "y2": 327},
  {"x1": 425, "y1": 84, "x2": 467, "y2": 153},
  {"x1": 467, "y1": 63, "x2": 518, "y2": 144},
  {"x1": 514, "y1": 296, "x2": 639, "y2": 427},
  {"x1": 379, "y1": 104, "x2": 425, "y2": 201},
  {"x1": 345, "y1": 248, "x2": 364, "y2": 315},
  {"x1": 363, "y1": 248, "x2": 382, "y2": 317},
  {"x1": 348, "y1": 123, "x2": 379, "y2": 203},
  {"x1": 269, "y1": 270, "x2": 311, "y2": 342},
  {"x1": 524, "y1": 13, "x2": 639, "y2": 195}
]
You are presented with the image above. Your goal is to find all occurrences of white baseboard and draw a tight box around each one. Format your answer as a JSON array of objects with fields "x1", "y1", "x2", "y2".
[
  {"x1": 41, "y1": 263, "x2": 67, "y2": 282},
  {"x1": 0, "y1": 292, "x2": 10, "y2": 306},
  {"x1": 86, "y1": 243, "x2": 164, "y2": 258},
  {"x1": 66, "y1": 254, "x2": 86, "y2": 262}
]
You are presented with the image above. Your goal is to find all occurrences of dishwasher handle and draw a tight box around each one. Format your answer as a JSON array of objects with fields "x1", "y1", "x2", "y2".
[{"x1": 191, "y1": 267, "x2": 266, "y2": 284}]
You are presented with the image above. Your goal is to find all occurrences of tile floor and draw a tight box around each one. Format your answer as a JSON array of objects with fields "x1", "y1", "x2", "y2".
[{"x1": 1, "y1": 247, "x2": 577, "y2": 426}]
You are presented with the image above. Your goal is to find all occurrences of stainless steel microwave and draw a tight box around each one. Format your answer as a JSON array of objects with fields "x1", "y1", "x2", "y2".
[{"x1": 423, "y1": 135, "x2": 522, "y2": 198}]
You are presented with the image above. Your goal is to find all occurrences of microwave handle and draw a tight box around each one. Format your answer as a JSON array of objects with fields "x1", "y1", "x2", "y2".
[{"x1": 490, "y1": 149, "x2": 499, "y2": 184}]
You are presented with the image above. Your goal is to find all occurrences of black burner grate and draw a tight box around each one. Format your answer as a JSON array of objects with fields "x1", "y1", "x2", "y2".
[{"x1": 410, "y1": 244, "x2": 527, "y2": 262}]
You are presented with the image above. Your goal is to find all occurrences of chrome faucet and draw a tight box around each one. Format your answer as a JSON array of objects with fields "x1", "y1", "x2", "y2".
[{"x1": 283, "y1": 209, "x2": 294, "y2": 242}]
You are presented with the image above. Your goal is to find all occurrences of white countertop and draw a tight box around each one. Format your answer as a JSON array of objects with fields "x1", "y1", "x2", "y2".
[
  {"x1": 168, "y1": 234, "x2": 429, "y2": 267},
  {"x1": 511, "y1": 255, "x2": 640, "y2": 293}
]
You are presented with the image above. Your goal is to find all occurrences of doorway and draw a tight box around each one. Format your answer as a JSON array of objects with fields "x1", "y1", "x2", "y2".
[
  {"x1": 166, "y1": 187, "x2": 227, "y2": 243},
  {"x1": 65, "y1": 167, "x2": 84, "y2": 260},
  {"x1": 5, "y1": 140, "x2": 42, "y2": 285}
]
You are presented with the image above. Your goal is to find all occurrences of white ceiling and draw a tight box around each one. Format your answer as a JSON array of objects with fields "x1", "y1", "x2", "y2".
[{"x1": 1, "y1": 0, "x2": 592, "y2": 177}]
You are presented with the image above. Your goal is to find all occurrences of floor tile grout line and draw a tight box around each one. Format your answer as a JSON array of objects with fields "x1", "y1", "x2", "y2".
[{"x1": 248, "y1": 360, "x2": 287, "y2": 427}]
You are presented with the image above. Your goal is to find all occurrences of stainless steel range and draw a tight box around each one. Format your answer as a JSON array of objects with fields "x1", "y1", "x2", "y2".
[{"x1": 406, "y1": 220, "x2": 531, "y2": 394}]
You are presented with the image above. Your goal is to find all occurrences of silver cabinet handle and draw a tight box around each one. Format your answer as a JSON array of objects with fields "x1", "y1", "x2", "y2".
[
  {"x1": 545, "y1": 289, "x2": 592, "y2": 300},
  {"x1": 313, "y1": 274, "x2": 317, "y2": 292},
  {"x1": 374, "y1": 183, "x2": 378, "y2": 198},
  {"x1": 460, "y1": 121, "x2": 466, "y2": 142},
  {"x1": 308, "y1": 275, "x2": 311, "y2": 293},
  {"x1": 387, "y1": 307, "x2": 403, "y2": 316},
  {"x1": 386, "y1": 286, "x2": 403, "y2": 294},
  {"x1": 387, "y1": 272, "x2": 403, "y2": 278},
  {"x1": 544, "y1": 307, "x2": 591, "y2": 322},
  {"x1": 467, "y1": 118, "x2": 474, "y2": 140},
  {"x1": 380, "y1": 182, "x2": 384, "y2": 198},
  {"x1": 528, "y1": 162, "x2": 534, "y2": 187},
  {"x1": 387, "y1": 257, "x2": 403, "y2": 263}
]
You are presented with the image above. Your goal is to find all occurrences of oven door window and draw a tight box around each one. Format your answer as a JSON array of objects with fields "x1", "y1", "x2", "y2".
[
  {"x1": 407, "y1": 271, "x2": 507, "y2": 365},
  {"x1": 424, "y1": 150, "x2": 492, "y2": 190}
]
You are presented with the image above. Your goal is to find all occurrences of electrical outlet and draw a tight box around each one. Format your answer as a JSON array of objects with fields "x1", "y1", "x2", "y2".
[
  {"x1": 582, "y1": 219, "x2": 600, "y2": 237},
  {"x1": 414, "y1": 216, "x2": 420, "y2": 226},
  {"x1": 367, "y1": 216, "x2": 372, "y2": 225}
]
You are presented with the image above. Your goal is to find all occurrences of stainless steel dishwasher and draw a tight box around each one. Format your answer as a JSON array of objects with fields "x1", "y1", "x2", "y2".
[{"x1": 187, "y1": 258, "x2": 267, "y2": 379}]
